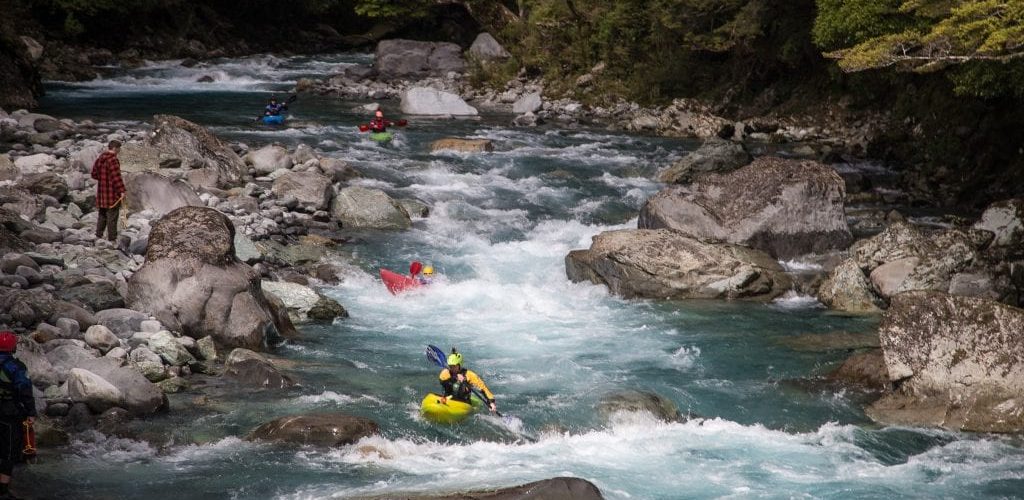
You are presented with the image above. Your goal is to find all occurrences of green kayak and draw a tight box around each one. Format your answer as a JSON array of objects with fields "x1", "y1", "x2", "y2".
[{"x1": 369, "y1": 131, "x2": 393, "y2": 143}]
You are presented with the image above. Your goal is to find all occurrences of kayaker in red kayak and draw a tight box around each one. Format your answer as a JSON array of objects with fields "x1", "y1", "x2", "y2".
[
  {"x1": 409, "y1": 261, "x2": 436, "y2": 285},
  {"x1": 438, "y1": 349, "x2": 497, "y2": 413}
]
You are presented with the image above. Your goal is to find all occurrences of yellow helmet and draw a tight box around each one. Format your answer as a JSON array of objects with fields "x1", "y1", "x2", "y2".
[{"x1": 423, "y1": 266, "x2": 434, "y2": 275}]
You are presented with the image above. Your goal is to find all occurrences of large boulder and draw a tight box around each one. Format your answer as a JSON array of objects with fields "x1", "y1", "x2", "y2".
[
  {"x1": 244, "y1": 145, "x2": 293, "y2": 176},
  {"x1": 657, "y1": 137, "x2": 752, "y2": 184},
  {"x1": 331, "y1": 187, "x2": 411, "y2": 230},
  {"x1": 271, "y1": 171, "x2": 332, "y2": 211},
  {"x1": 148, "y1": 115, "x2": 245, "y2": 188},
  {"x1": 374, "y1": 39, "x2": 465, "y2": 79},
  {"x1": 639, "y1": 157, "x2": 852, "y2": 260},
  {"x1": 400, "y1": 87, "x2": 478, "y2": 116},
  {"x1": 67, "y1": 368, "x2": 123, "y2": 413},
  {"x1": 816, "y1": 260, "x2": 883, "y2": 313},
  {"x1": 973, "y1": 198, "x2": 1024, "y2": 258},
  {"x1": 123, "y1": 172, "x2": 202, "y2": 216},
  {"x1": 76, "y1": 356, "x2": 167, "y2": 415},
  {"x1": 59, "y1": 281, "x2": 125, "y2": 312},
  {"x1": 247, "y1": 413, "x2": 379, "y2": 447},
  {"x1": 467, "y1": 32, "x2": 511, "y2": 61},
  {"x1": 867, "y1": 291, "x2": 1024, "y2": 432},
  {"x1": 126, "y1": 207, "x2": 297, "y2": 350},
  {"x1": 597, "y1": 390, "x2": 681, "y2": 422},
  {"x1": 565, "y1": 229, "x2": 791, "y2": 300},
  {"x1": 512, "y1": 92, "x2": 542, "y2": 114}
]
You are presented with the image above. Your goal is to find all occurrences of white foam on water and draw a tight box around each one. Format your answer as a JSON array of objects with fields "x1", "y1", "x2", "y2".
[{"x1": 771, "y1": 290, "x2": 825, "y2": 310}]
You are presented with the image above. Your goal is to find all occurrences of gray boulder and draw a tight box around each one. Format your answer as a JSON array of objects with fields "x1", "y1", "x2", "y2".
[
  {"x1": 128, "y1": 346, "x2": 167, "y2": 382},
  {"x1": 598, "y1": 390, "x2": 682, "y2": 422},
  {"x1": 318, "y1": 157, "x2": 359, "y2": 183},
  {"x1": 76, "y1": 356, "x2": 167, "y2": 415},
  {"x1": 15, "y1": 337, "x2": 58, "y2": 389},
  {"x1": 400, "y1": 87, "x2": 478, "y2": 116},
  {"x1": 59, "y1": 281, "x2": 125, "y2": 312},
  {"x1": 247, "y1": 413, "x2": 379, "y2": 447},
  {"x1": 375, "y1": 39, "x2": 465, "y2": 79},
  {"x1": 149, "y1": 115, "x2": 245, "y2": 188},
  {"x1": 261, "y1": 280, "x2": 347, "y2": 322},
  {"x1": 639, "y1": 157, "x2": 851, "y2": 260},
  {"x1": 973, "y1": 198, "x2": 1023, "y2": 258},
  {"x1": 330, "y1": 186, "x2": 411, "y2": 230},
  {"x1": 271, "y1": 171, "x2": 332, "y2": 211},
  {"x1": 83, "y1": 325, "x2": 120, "y2": 353},
  {"x1": 147, "y1": 330, "x2": 196, "y2": 367},
  {"x1": 468, "y1": 33, "x2": 511, "y2": 61},
  {"x1": 512, "y1": 92, "x2": 542, "y2": 114},
  {"x1": 19, "y1": 172, "x2": 68, "y2": 201},
  {"x1": 867, "y1": 291, "x2": 1024, "y2": 432},
  {"x1": 126, "y1": 207, "x2": 297, "y2": 350},
  {"x1": 565, "y1": 229, "x2": 791, "y2": 300},
  {"x1": 658, "y1": 137, "x2": 752, "y2": 184},
  {"x1": 817, "y1": 260, "x2": 883, "y2": 313},
  {"x1": 223, "y1": 348, "x2": 294, "y2": 388},
  {"x1": 244, "y1": 145, "x2": 293, "y2": 176},
  {"x1": 95, "y1": 308, "x2": 150, "y2": 338},
  {"x1": 67, "y1": 368, "x2": 123, "y2": 413},
  {"x1": 124, "y1": 172, "x2": 202, "y2": 216}
]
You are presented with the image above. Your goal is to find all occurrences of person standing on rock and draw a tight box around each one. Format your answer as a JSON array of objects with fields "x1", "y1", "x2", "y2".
[
  {"x1": 0, "y1": 331, "x2": 36, "y2": 500},
  {"x1": 91, "y1": 140, "x2": 126, "y2": 242}
]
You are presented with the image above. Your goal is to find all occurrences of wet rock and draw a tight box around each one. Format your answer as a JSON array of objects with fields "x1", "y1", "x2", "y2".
[
  {"x1": 778, "y1": 331, "x2": 880, "y2": 352},
  {"x1": 828, "y1": 350, "x2": 888, "y2": 390},
  {"x1": 429, "y1": 138, "x2": 493, "y2": 153},
  {"x1": 640, "y1": 157, "x2": 852, "y2": 260},
  {"x1": 127, "y1": 207, "x2": 297, "y2": 350},
  {"x1": 973, "y1": 198, "x2": 1023, "y2": 258},
  {"x1": 223, "y1": 348, "x2": 294, "y2": 388},
  {"x1": 147, "y1": 331, "x2": 195, "y2": 367},
  {"x1": 317, "y1": 157, "x2": 359, "y2": 183},
  {"x1": 397, "y1": 198, "x2": 429, "y2": 218},
  {"x1": 565, "y1": 229, "x2": 791, "y2": 301},
  {"x1": 331, "y1": 187, "x2": 411, "y2": 230},
  {"x1": 598, "y1": 390, "x2": 681, "y2": 422},
  {"x1": 867, "y1": 291, "x2": 1024, "y2": 432},
  {"x1": 196, "y1": 336, "x2": 217, "y2": 361},
  {"x1": 512, "y1": 92, "x2": 542, "y2": 115},
  {"x1": 658, "y1": 137, "x2": 752, "y2": 184},
  {"x1": 261, "y1": 280, "x2": 345, "y2": 322},
  {"x1": 248, "y1": 413, "x2": 379, "y2": 447}
]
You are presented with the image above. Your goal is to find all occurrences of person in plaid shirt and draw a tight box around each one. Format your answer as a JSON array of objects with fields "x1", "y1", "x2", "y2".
[{"x1": 90, "y1": 140, "x2": 125, "y2": 242}]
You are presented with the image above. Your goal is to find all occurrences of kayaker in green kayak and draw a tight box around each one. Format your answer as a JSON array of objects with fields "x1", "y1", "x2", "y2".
[
  {"x1": 439, "y1": 349, "x2": 498, "y2": 413},
  {"x1": 369, "y1": 110, "x2": 394, "y2": 133}
]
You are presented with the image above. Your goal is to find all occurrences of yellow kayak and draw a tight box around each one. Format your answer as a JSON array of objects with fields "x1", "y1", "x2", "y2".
[{"x1": 420, "y1": 393, "x2": 483, "y2": 424}]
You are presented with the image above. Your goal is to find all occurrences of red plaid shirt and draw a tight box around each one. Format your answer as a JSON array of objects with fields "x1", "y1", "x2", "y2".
[{"x1": 91, "y1": 151, "x2": 125, "y2": 208}]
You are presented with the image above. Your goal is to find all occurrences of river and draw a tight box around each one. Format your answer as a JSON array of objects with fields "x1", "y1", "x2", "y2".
[{"x1": 26, "y1": 53, "x2": 1024, "y2": 499}]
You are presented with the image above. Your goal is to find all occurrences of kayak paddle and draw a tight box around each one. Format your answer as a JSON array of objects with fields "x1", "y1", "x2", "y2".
[{"x1": 425, "y1": 344, "x2": 503, "y2": 417}]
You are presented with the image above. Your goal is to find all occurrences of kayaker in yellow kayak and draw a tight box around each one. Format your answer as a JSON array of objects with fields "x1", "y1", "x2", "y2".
[{"x1": 439, "y1": 350, "x2": 498, "y2": 413}]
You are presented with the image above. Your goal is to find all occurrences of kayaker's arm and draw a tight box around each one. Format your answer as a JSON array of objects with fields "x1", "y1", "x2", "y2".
[
  {"x1": 465, "y1": 370, "x2": 496, "y2": 403},
  {"x1": 438, "y1": 368, "x2": 456, "y2": 398}
]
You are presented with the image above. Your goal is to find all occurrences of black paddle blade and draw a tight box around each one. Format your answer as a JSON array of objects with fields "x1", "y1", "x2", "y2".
[{"x1": 287, "y1": 94, "x2": 298, "y2": 104}]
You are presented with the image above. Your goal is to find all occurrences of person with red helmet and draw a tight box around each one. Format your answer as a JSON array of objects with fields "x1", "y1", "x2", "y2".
[{"x1": 0, "y1": 332, "x2": 34, "y2": 500}]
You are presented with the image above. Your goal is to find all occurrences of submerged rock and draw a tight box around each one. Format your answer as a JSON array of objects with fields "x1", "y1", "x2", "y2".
[
  {"x1": 223, "y1": 348, "x2": 295, "y2": 389},
  {"x1": 597, "y1": 390, "x2": 681, "y2": 422},
  {"x1": 248, "y1": 413, "x2": 379, "y2": 447}
]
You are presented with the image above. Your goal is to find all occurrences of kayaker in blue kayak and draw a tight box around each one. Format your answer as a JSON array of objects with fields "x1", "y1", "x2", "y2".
[
  {"x1": 264, "y1": 97, "x2": 288, "y2": 117},
  {"x1": 439, "y1": 349, "x2": 498, "y2": 413}
]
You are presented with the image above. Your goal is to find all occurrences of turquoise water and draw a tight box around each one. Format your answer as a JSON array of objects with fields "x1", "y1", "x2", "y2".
[{"x1": 27, "y1": 54, "x2": 1024, "y2": 499}]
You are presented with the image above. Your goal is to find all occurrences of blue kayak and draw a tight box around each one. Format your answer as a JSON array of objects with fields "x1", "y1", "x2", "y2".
[{"x1": 261, "y1": 115, "x2": 285, "y2": 125}]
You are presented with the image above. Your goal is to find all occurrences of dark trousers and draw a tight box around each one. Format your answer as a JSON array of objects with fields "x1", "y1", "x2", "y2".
[
  {"x1": 0, "y1": 419, "x2": 23, "y2": 475},
  {"x1": 96, "y1": 205, "x2": 120, "y2": 241}
]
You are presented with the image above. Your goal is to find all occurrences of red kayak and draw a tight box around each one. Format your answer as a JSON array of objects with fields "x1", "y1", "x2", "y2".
[{"x1": 380, "y1": 268, "x2": 419, "y2": 295}]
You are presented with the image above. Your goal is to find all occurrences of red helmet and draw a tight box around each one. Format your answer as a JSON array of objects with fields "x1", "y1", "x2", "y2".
[
  {"x1": 410, "y1": 261, "x2": 423, "y2": 276},
  {"x1": 0, "y1": 332, "x2": 17, "y2": 353}
]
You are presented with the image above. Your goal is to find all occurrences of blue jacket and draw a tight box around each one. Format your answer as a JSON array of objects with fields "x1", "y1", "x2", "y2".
[
  {"x1": 265, "y1": 103, "x2": 287, "y2": 116},
  {"x1": 0, "y1": 354, "x2": 36, "y2": 419}
]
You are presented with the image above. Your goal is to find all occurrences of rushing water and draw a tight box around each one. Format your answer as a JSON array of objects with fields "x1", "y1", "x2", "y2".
[{"x1": 28, "y1": 54, "x2": 1024, "y2": 499}]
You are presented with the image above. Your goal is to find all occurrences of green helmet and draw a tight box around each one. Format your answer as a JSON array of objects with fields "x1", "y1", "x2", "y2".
[{"x1": 447, "y1": 353, "x2": 463, "y2": 366}]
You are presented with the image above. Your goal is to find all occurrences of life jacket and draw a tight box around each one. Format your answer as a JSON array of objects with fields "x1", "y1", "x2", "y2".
[{"x1": 0, "y1": 356, "x2": 28, "y2": 418}]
